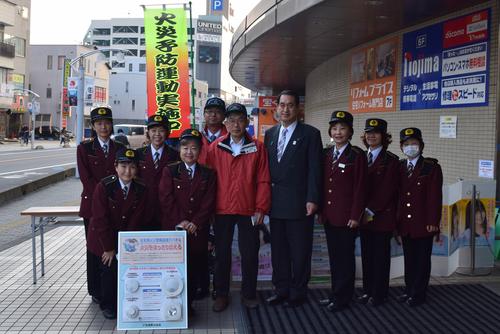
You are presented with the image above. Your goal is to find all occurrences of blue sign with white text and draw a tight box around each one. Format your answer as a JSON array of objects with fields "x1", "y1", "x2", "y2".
[{"x1": 400, "y1": 9, "x2": 490, "y2": 110}]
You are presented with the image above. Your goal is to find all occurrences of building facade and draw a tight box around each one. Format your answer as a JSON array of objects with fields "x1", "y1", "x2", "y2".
[
  {"x1": 0, "y1": 0, "x2": 30, "y2": 138},
  {"x1": 28, "y1": 45, "x2": 110, "y2": 133}
]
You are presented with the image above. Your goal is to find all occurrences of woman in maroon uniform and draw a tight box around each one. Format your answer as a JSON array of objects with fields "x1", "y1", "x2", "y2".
[
  {"x1": 158, "y1": 129, "x2": 216, "y2": 315},
  {"x1": 76, "y1": 106, "x2": 124, "y2": 305},
  {"x1": 358, "y1": 118, "x2": 399, "y2": 306},
  {"x1": 135, "y1": 114, "x2": 179, "y2": 230},
  {"x1": 396, "y1": 127, "x2": 442, "y2": 307},
  {"x1": 319, "y1": 110, "x2": 367, "y2": 312}
]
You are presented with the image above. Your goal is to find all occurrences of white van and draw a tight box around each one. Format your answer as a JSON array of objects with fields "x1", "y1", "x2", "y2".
[{"x1": 112, "y1": 124, "x2": 147, "y2": 149}]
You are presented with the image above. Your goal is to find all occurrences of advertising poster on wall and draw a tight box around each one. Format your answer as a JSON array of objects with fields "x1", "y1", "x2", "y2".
[
  {"x1": 117, "y1": 231, "x2": 187, "y2": 330},
  {"x1": 349, "y1": 37, "x2": 398, "y2": 113},
  {"x1": 401, "y1": 9, "x2": 490, "y2": 110}
]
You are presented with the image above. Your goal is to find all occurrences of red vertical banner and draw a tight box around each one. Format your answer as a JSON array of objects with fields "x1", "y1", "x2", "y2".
[{"x1": 144, "y1": 8, "x2": 191, "y2": 138}]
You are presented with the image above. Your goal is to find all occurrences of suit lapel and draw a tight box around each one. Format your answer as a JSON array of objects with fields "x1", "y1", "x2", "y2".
[
  {"x1": 268, "y1": 125, "x2": 280, "y2": 161},
  {"x1": 279, "y1": 123, "x2": 303, "y2": 165}
]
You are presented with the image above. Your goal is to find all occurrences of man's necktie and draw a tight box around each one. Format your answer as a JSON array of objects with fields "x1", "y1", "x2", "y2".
[
  {"x1": 332, "y1": 149, "x2": 340, "y2": 165},
  {"x1": 153, "y1": 152, "x2": 160, "y2": 169},
  {"x1": 123, "y1": 185, "x2": 128, "y2": 199},
  {"x1": 407, "y1": 162, "x2": 414, "y2": 177},
  {"x1": 102, "y1": 144, "x2": 108, "y2": 158},
  {"x1": 367, "y1": 151, "x2": 373, "y2": 167},
  {"x1": 209, "y1": 134, "x2": 217, "y2": 143},
  {"x1": 187, "y1": 167, "x2": 193, "y2": 179},
  {"x1": 276, "y1": 128, "x2": 288, "y2": 162}
]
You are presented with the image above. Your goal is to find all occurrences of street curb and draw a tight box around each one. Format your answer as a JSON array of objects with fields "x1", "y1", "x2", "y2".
[{"x1": 0, "y1": 167, "x2": 76, "y2": 206}]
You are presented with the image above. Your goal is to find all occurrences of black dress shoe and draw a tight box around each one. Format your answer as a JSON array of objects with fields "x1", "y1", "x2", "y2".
[
  {"x1": 396, "y1": 294, "x2": 409, "y2": 302},
  {"x1": 356, "y1": 294, "x2": 370, "y2": 304},
  {"x1": 326, "y1": 301, "x2": 348, "y2": 312},
  {"x1": 367, "y1": 297, "x2": 386, "y2": 307},
  {"x1": 318, "y1": 298, "x2": 332, "y2": 306},
  {"x1": 283, "y1": 298, "x2": 305, "y2": 308},
  {"x1": 406, "y1": 297, "x2": 424, "y2": 307},
  {"x1": 266, "y1": 294, "x2": 287, "y2": 306},
  {"x1": 102, "y1": 309, "x2": 117, "y2": 319}
]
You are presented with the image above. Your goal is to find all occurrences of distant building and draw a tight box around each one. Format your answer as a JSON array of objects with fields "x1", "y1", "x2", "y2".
[
  {"x1": 0, "y1": 0, "x2": 30, "y2": 139},
  {"x1": 28, "y1": 45, "x2": 110, "y2": 132}
]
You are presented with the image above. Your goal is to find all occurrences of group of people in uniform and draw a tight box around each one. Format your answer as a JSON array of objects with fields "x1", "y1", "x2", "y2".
[{"x1": 76, "y1": 89, "x2": 443, "y2": 321}]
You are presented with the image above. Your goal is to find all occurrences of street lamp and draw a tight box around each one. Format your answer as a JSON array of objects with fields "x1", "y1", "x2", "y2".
[
  {"x1": 13, "y1": 88, "x2": 40, "y2": 150},
  {"x1": 69, "y1": 48, "x2": 132, "y2": 147}
]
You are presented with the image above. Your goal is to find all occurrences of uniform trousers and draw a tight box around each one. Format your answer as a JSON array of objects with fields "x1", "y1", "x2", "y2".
[
  {"x1": 324, "y1": 224, "x2": 357, "y2": 306},
  {"x1": 99, "y1": 257, "x2": 118, "y2": 312},
  {"x1": 214, "y1": 215, "x2": 260, "y2": 299},
  {"x1": 402, "y1": 236, "x2": 434, "y2": 302},
  {"x1": 360, "y1": 229, "x2": 392, "y2": 301},
  {"x1": 84, "y1": 218, "x2": 101, "y2": 298},
  {"x1": 270, "y1": 217, "x2": 314, "y2": 300}
]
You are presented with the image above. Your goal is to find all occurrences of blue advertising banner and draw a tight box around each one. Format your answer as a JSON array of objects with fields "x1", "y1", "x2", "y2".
[
  {"x1": 117, "y1": 231, "x2": 188, "y2": 330},
  {"x1": 401, "y1": 9, "x2": 490, "y2": 110}
]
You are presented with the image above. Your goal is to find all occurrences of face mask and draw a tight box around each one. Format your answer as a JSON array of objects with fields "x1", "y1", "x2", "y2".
[{"x1": 403, "y1": 145, "x2": 420, "y2": 158}]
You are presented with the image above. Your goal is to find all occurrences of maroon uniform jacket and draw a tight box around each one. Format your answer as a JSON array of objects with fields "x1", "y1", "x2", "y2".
[
  {"x1": 158, "y1": 162, "x2": 216, "y2": 253},
  {"x1": 397, "y1": 156, "x2": 443, "y2": 238},
  {"x1": 77, "y1": 139, "x2": 125, "y2": 219},
  {"x1": 361, "y1": 149, "x2": 400, "y2": 232},
  {"x1": 321, "y1": 143, "x2": 367, "y2": 227},
  {"x1": 87, "y1": 175, "x2": 151, "y2": 256},
  {"x1": 136, "y1": 144, "x2": 180, "y2": 187}
]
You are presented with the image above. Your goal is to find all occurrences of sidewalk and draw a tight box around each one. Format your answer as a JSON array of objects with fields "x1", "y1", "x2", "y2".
[{"x1": 0, "y1": 140, "x2": 73, "y2": 152}]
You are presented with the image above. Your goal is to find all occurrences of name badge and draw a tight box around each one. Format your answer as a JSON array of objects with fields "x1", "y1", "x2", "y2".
[{"x1": 338, "y1": 163, "x2": 346, "y2": 169}]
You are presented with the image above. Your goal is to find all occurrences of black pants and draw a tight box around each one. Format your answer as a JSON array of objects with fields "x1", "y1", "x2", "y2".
[
  {"x1": 270, "y1": 217, "x2": 314, "y2": 300},
  {"x1": 84, "y1": 218, "x2": 101, "y2": 298},
  {"x1": 99, "y1": 256, "x2": 118, "y2": 312},
  {"x1": 360, "y1": 229, "x2": 392, "y2": 301},
  {"x1": 187, "y1": 230, "x2": 209, "y2": 307},
  {"x1": 214, "y1": 214, "x2": 260, "y2": 299},
  {"x1": 324, "y1": 224, "x2": 357, "y2": 306},
  {"x1": 402, "y1": 236, "x2": 434, "y2": 302}
]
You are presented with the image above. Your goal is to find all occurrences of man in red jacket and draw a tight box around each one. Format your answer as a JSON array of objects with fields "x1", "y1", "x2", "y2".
[
  {"x1": 207, "y1": 103, "x2": 271, "y2": 312},
  {"x1": 396, "y1": 127, "x2": 442, "y2": 307}
]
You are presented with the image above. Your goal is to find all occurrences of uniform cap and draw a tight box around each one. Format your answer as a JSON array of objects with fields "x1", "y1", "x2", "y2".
[
  {"x1": 225, "y1": 103, "x2": 247, "y2": 117},
  {"x1": 204, "y1": 97, "x2": 226, "y2": 111},
  {"x1": 364, "y1": 118, "x2": 387, "y2": 133},
  {"x1": 147, "y1": 114, "x2": 170, "y2": 130},
  {"x1": 179, "y1": 128, "x2": 203, "y2": 145},
  {"x1": 400, "y1": 127, "x2": 423, "y2": 142},
  {"x1": 91, "y1": 107, "x2": 113, "y2": 123},
  {"x1": 329, "y1": 110, "x2": 353, "y2": 127},
  {"x1": 116, "y1": 148, "x2": 139, "y2": 163}
]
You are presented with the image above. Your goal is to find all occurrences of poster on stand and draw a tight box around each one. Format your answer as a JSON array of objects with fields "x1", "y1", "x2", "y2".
[{"x1": 117, "y1": 231, "x2": 187, "y2": 330}]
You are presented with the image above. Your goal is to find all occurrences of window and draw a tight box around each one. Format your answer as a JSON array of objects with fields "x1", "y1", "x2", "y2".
[
  {"x1": 93, "y1": 28, "x2": 111, "y2": 35},
  {"x1": 4, "y1": 36, "x2": 26, "y2": 57},
  {"x1": 139, "y1": 50, "x2": 146, "y2": 57},
  {"x1": 125, "y1": 81, "x2": 129, "y2": 93},
  {"x1": 111, "y1": 61, "x2": 125, "y2": 68},
  {"x1": 18, "y1": 6, "x2": 29, "y2": 19},
  {"x1": 47, "y1": 55, "x2": 53, "y2": 70},
  {"x1": 112, "y1": 37, "x2": 138, "y2": 45},
  {"x1": 126, "y1": 49, "x2": 138, "y2": 56},
  {"x1": 128, "y1": 63, "x2": 133, "y2": 72},
  {"x1": 93, "y1": 39, "x2": 110, "y2": 46},
  {"x1": 132, "y1": 99, "x2": 135, "y2": 111},
  {"x1": 140, "y1": 26, "x2": 145, "y2": 34},
  {"x1": 46, "y1": 87, "x2": 52, "y2": 98},
  {"x1": 113, "y1": 26, "x2": 138, "y2": 33},
  {"x1": 139, "y1": 63, "x2": 146, "y2": 72},
  {"x1": 101, "y1": 50, "x2": 110, "y2": 58},
  {"x1": 57, "y1": 56, "x2": 65, "y2": 70},
  {"x1": 140, "y1": 38, "x2": 145, "y2": 46}
]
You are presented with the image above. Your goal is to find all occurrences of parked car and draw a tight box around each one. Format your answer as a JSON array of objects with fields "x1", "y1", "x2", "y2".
[{"x1": 112, "y1": 124, "x2": 147, "y2": 149}]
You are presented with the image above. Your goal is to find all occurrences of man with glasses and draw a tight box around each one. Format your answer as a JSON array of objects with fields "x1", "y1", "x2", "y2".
[
  {"x1": 264, "y1": 90, "x2": 323, "y2": 307},
  {"x1": 199, "y1": 97, "x2": 228, "y2": 164},
  {"x1": 207, "y1": 103, "x2": 271, "y2": 312}
]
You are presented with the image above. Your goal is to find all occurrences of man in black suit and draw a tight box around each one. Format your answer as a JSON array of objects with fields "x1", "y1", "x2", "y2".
[{"x1": 264, "y1": 90, "x2": 323, "y2": 307}]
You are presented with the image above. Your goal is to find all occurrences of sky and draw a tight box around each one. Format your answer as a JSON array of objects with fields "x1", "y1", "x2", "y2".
[{"x1": 30, "y1": 0, "x2": 259, "y2": 45}]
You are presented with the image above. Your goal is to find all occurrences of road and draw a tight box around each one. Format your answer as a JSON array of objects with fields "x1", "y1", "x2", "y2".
[{"x1": 0, "y1": 147, "x2": 76, "y2": 193}]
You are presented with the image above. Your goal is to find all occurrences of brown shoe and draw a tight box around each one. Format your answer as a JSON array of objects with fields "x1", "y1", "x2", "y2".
[
  {"x1": 241, "y1": 296, "x2": 259, "y2": 309},
  {"x1": 212, "y1": 296, "x2": 229, "y2": 312}
]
